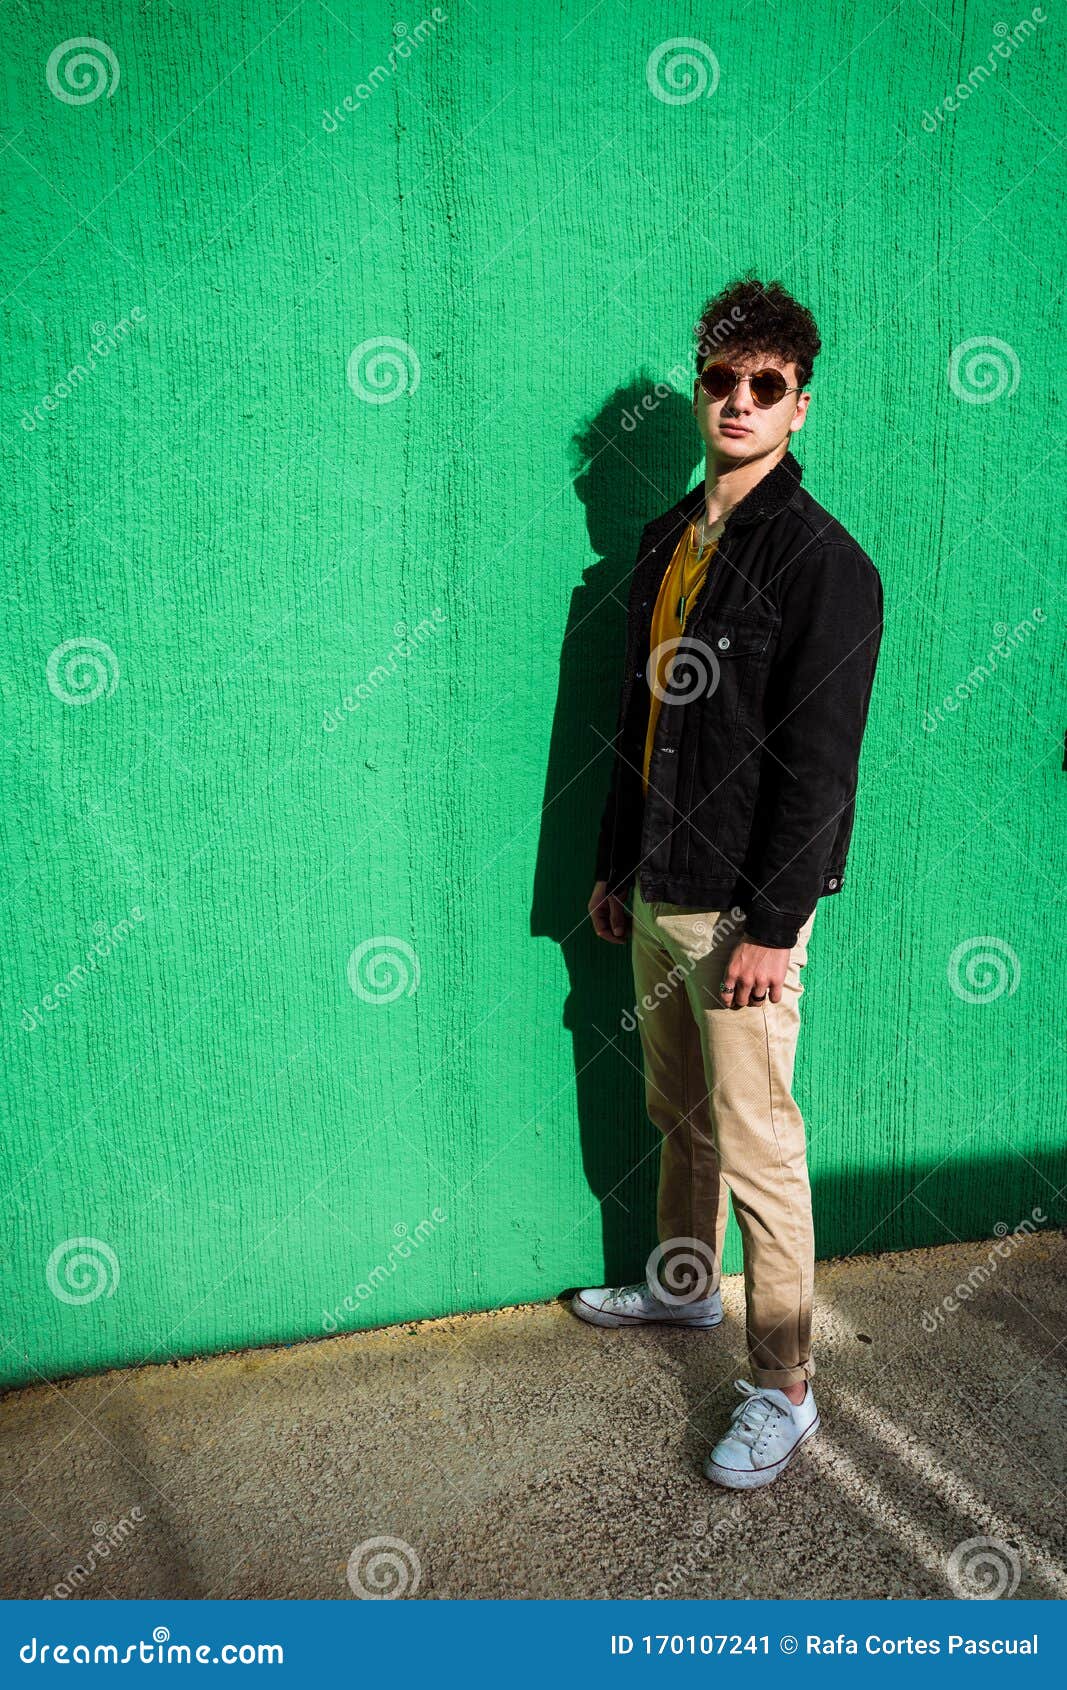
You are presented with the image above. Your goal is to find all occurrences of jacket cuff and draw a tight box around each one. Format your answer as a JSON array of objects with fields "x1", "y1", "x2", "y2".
[{"x1": 742, "y1": 908, "x2": 808, "y2": 950}]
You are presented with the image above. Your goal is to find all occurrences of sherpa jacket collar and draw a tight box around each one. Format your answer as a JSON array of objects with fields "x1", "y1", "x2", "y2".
[{"x1": 673, "y1": 446, "x2": 804, "y2": 531}]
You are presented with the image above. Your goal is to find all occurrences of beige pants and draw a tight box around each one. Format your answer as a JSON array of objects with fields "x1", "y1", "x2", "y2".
[{"x1": 630, "y1": 881, "x2": 818, "y2": 1388}]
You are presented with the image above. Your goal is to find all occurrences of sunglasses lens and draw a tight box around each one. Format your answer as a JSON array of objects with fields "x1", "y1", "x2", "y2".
[
  {"x1": 700, "y1": 364, "x2": 736, "y2": 400},
  {"x1": 750, "y1": 371, "x2": 789, "y2": 407}
]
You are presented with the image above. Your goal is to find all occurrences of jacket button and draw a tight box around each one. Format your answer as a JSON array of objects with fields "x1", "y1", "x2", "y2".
[
  {"x1": 828, "y1": 877, "x2": 838, "y2": 889},
  {"x1": 717, "y1": 636, "x2": 731, "y2": 650}
]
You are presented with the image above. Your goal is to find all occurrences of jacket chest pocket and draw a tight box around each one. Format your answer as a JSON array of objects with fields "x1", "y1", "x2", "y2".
[
  {"x1": 700, "y1": 613, "x2": 777, "y2": 663},
  {"x1": 683, "y1": 613, "x2": 779, "y2": 717}
]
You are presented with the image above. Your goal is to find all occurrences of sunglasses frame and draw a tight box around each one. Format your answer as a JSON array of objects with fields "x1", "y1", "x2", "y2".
[{"x1": 698, "y1": 358, "x2": 804, "y2": 409}]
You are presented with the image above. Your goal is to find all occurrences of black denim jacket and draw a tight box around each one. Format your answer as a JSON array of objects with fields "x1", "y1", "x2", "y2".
[{"x1": 594, "y1": 449, "x2": 884, "y2": 949}]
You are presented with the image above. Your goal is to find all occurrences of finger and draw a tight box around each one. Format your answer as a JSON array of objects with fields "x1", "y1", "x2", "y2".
[{"x1": 608, "y1": 897, "x2": 629, "y2": 938}]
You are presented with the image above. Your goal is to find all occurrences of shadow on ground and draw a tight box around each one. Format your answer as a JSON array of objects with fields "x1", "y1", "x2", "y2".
[{"x1": 1, "y1": 1233, "x2": 1063, "y2": 1600}]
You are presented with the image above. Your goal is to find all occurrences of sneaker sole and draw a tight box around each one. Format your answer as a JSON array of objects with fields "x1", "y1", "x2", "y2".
[
  {"x1": 703, "y1": 1415, "x2": 821, "y2": 1490},
  {"x1": 571, "y1": 1292, "x2": 724, "y2": 1330}
]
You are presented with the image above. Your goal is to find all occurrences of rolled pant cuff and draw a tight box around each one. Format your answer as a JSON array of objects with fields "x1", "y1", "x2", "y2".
[{"x1": 751, "y1": 1360, "x2": 815, "y2": 1390}]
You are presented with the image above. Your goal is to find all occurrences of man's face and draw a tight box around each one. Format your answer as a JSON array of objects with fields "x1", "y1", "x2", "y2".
[{"x1": 692, "y1": 350, "x2": 809, "y2": 464}]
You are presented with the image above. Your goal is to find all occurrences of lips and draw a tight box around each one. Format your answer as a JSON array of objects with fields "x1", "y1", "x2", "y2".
[{"x1": 720, "y1": 424, "x2": 750, "y2": 436}]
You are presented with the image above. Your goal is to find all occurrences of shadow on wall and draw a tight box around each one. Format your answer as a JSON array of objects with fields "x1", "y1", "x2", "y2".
[{"x1": 529, "y1": 375, "x2": 702, "y2": 1284}]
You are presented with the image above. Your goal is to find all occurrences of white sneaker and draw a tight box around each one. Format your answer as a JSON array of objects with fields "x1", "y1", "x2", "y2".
[
  {"x1": 571, "y1": 1278, "x2": 724, "y2": 1330},
  {"x1": 703, "y1": 1379, "x2": 820, "y2": 1489}
]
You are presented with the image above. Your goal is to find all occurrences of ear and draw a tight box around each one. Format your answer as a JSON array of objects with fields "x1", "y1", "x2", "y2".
[{"x1": 789, "y1": 391, "x2": 810, "y2": 435}]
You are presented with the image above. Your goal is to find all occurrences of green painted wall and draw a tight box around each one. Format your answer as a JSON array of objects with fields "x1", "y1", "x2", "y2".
[{"x1": 2, "y1": 1, "x2": 1063, "y2": 1389}]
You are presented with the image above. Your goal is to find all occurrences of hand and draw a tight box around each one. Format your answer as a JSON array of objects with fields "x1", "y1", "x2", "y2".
[
  {"x1": 721, "y1": 936, "x2": 790, "y2": 1007},
  {"x1": 588, "y1": 879, "x2": 631, "y2": 943}
]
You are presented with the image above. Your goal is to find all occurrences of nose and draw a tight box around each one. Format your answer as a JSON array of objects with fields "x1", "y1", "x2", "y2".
[{"x1": 723, "y1": 377, "x2": 755, "y2": 415}]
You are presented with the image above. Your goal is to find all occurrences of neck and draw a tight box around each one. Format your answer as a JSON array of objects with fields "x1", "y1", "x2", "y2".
[{"x1": 703, "y1": 439, "x2": 791, "y2": 526}]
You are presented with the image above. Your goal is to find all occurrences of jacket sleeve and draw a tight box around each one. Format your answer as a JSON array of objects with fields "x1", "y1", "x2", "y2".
[
  {"x1": 594, "y1": 639, "x2": 635, "y2": 891},
  {"x1": 741, "y1": 543, "x2": 884, "y2": 949},
  {"x1": 593, "y1": 532, "x2": 651, "y2": 894}
]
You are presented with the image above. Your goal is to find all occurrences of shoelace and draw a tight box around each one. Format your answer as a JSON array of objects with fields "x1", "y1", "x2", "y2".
[
  {"x1": 727, "y1": 1380, "x2": 784, "y2": 1448},
  {"x1": 611, "y1": 1282, "x2": 653, "y2": 1307}
]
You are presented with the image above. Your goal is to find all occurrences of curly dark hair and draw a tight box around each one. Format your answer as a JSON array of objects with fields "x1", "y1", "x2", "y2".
[{"x1": 693, "y1": 274, "x2": 821, "y2": 390}]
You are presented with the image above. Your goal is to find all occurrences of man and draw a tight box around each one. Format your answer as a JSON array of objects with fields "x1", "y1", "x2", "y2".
[{"x1": 573, "y1": 276, "x2": 884, "y2": 1490}]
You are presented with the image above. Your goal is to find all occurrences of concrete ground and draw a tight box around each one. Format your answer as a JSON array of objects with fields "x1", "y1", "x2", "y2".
[{"x1": 1, "y1": 1234, "x2": 1064, "y2": 1601}]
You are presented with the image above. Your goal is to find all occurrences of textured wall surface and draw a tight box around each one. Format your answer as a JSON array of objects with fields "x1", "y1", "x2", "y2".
[{"x1": 1, "y1": 0, "x2": 1064, "y2": 1388}]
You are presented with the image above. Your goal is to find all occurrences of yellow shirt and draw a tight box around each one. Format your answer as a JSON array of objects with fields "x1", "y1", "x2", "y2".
[{"x1": 642, "y1": 522, "x2": 719, "y2": 794}]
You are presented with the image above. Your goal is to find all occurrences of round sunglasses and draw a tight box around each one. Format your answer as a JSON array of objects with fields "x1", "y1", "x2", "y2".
[{"x1": 698, "y1": 361, "x2": 802, "y2": 409}]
